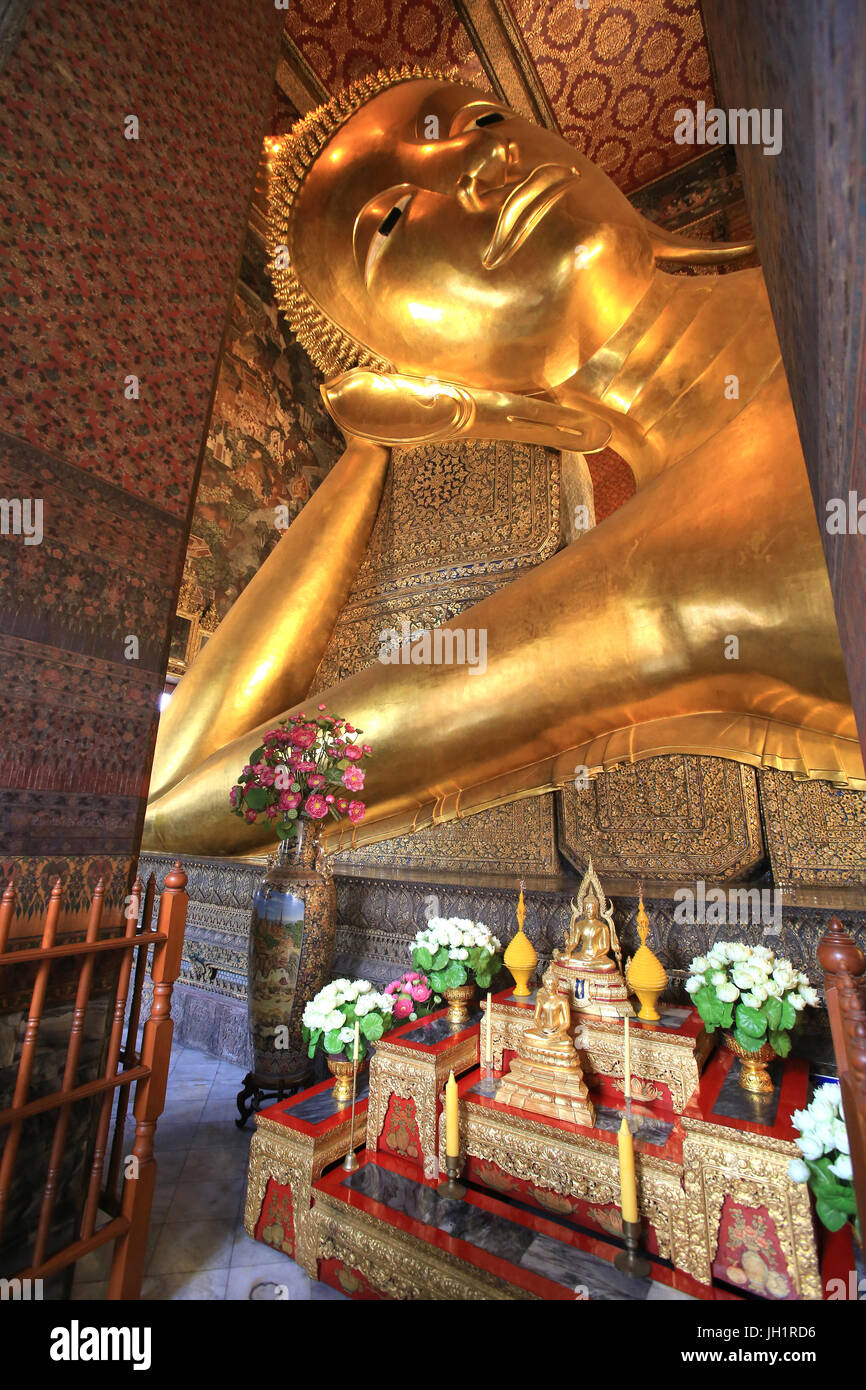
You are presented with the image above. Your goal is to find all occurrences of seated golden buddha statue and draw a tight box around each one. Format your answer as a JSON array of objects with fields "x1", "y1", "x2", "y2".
[
  {"x1": 555, "y1": 860, "x2": 633, "y2": 1019},
  {"x1": 143, "y1": 65, "x2": 863, "y2": 859},
  {"x1": 496, "y1": 966, "x2": 595, "y2": 1127}
]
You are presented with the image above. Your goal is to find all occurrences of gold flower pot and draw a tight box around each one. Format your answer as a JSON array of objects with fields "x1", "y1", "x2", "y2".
[
  {"x1": 327, "y1": 1055, "x2": 364, "y2": 1105},
  {"x1": 723, "y1": 1033, "x2": 778, "y2": 1093},
  {"x1": 444, "y1": 983, "x2": 476, "y2": 1026}
]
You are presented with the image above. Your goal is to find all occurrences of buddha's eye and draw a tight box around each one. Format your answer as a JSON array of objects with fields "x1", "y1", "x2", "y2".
[
  {"x1": 469, "y1": 112, "x2": 505, "y2": 129},
  {"x1": 364, "y1": 193, "x2": 412, "y2": 284}
]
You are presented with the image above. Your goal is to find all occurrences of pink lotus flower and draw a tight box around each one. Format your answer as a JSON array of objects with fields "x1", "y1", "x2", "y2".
[
  {"x1": 342, "y1": 767, "x2": 365, "y2": 791},
  {"x1": 303, "y1": 794, "x2": 329, "y2": 819},
  {"x1": 244, "y1": 810, "x2": 257, "y2": 823},
  {"x1": 335, "y1": 798, "x2": 349, "y2": 814},
  {"x1": 290, "y1": 723, "x2": 317, "y2": 749},
  {"x1": 278, "y1": 791, "x2": 301, "y2": 811},
  {"x1": 348, "y1": 800, "x2": 366, "y2": 823},
  {"x1": 393, "y1": 997, "x2": 413, "y2": 1019},
  {"x1": 410, "y1": 983, "x2": 431, "y2": 1002},
  {"x1": 291, "y1": 758, "x2": 317, "y2": 773},
  {"x1": 325, "y1": 794, "x2": 335, "y2": 804},
  {"x1": 307, "y1": 773, "x2": 325, "y2": 788},
  {"x1": 317, "y1": 703, "x2": 326, "y2": 711},
  {"x1": 344, "y1": 745, "x2": 363, "y2": 761},
  {"x1": 229, "y1": 787, "x2": 239, "y2": 807}
]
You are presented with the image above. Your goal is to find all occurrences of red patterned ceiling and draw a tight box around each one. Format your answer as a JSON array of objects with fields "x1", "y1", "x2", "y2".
[
  {"x1": 285, "y1": 0, "x2": 487, "y2": 93},
  {"x1": 509, "y1": 0, "x2": 714, "y2": 189},
  {"x1": 285, "y1": 0, "x2": 716, "y2": 193}
]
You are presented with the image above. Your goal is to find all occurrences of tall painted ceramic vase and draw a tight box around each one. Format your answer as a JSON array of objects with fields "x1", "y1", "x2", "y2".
[{"x1": 247, "y1": 821, "x2": 335, "y2": 1090}]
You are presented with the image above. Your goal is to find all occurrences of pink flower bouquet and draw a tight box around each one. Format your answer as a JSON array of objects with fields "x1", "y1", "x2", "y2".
[
  {"x1": 383, "y1": 971, "x2": 440, "y2": 1023},
  {"x1": 229, "y1": 704, "x2": 371, "y2": 841}
]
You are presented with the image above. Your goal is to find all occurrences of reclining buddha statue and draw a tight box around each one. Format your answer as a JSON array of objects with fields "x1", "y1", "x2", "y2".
[{"x1": 143, "y1": 66, "x2": 864, "y2": 857}]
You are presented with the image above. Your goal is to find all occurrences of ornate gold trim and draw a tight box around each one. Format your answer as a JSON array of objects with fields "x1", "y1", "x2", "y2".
[{"x1": 367, "y1": 1032, "x2": 478, "y2": 1179}]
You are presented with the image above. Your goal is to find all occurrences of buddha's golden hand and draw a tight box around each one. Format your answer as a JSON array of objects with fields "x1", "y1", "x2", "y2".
[{"x1": 322, "y1": 369, "x2": 612, "y2": 453}]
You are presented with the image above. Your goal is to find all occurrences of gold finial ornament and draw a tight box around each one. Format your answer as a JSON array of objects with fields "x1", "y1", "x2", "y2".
[
  {"x1": 626, "y1": 888, "x2": 668, "y2": 1022},
  {"x1": 504, "y1": 885, "x2": 537, "y2": 997}
]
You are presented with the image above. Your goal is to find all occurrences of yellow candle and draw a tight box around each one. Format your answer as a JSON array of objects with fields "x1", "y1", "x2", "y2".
[
  {"x1": 617, "y1": 1116, "x2": 639, "y2": 1223},
  {"x1": 353, "y1": 1020, "x2": 359, "y2": 1064},
  {"x1": 623, "y1": 1016, "x2": 631, "y2": 1100},
  {"x1": 486, "y1": 991, "x2": 492, "y2": 1069},
  {"x1": 445, "y1": 1070, "x2": 459, "y2": 1158}
]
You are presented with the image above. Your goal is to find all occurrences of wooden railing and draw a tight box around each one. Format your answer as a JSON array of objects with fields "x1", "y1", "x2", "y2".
[
  {"x1": 0, "y1": 861, "x2": 187, "y2": 1298},
  {"x1": 817, "y1": 918, "x2": 866, "y2": 1240}
]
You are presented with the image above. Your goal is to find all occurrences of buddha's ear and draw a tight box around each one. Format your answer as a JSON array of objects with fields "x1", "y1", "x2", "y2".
[
  {"x1": 641, "y1": 215, "x2": 755, "y2": 264},
  {"x1": 321, "y1": 370, "x2": 611, "y2": 454}
]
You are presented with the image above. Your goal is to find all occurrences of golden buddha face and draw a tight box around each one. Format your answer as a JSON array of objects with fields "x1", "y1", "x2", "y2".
[{"x1": 290, "y1": 78, "x2": 656, "y2": 393}]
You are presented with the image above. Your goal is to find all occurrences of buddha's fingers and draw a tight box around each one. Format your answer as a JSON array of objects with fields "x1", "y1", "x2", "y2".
[{"x1": 148, "y1": 437, "x2": 389, "y2": 802}]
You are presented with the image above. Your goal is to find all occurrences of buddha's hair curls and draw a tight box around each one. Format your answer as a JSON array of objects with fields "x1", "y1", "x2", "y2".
[{"x1": 268, "y1": 65, "x2": 446, "y2": 378}]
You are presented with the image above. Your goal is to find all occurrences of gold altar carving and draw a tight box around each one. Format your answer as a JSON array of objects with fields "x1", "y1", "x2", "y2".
[
  {"x1": 437, "y1": 1099, "x2": 696, "y2": 1279},
  {"x1": 558, "y1": 755, "x2": 765, "y2": 881},
  {"x1": 333, "y1": 794, "x2": 559, "y2": 877},
  {"x1": 314, "y1": 1192, "x2": 533, "y2": 1300},
  {"x1": 144, "y1": 68, "x2": 864, "y2": 860},
  {"x1": 366, "y1": 1032, "x2": 479, "y2": 1180},
  {"x1": 681, "y1": 1117, "x2": 822, "y2": 1299},
  {"x1": 495, "y1": 965, "x2": 595, "y2": 1124},
  {"x1": 758, "y1": 768, "x2": 866, "y2": 887},
  {"x1": 488, "y1": 1000, "x2": 711, "y2": 1112},
  {"x1": 243, "y1": 1109, "x2": 366, "y2": 1278}
]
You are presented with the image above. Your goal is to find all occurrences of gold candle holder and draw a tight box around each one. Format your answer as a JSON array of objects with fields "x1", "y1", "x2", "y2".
[
  {"x1": 437, "y1": 1154, "x2": 466, "y2": 1199},
  {"x1": 614, "y1": 1218, "x2": 651, "y2": 1279}
]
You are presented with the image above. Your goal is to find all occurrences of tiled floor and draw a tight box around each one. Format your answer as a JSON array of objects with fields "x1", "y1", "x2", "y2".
[{"x1": 70, "y1": 1042, "x2": 345, "y2": 1301}]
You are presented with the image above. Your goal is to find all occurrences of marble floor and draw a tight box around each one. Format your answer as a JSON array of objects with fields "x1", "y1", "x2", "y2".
[{"x1": 70, "y1": 1041, "x2": 346, "y2": 1302}]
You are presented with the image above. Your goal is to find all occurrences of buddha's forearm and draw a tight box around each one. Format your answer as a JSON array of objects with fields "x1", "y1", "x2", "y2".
[
  {"x1": 142, "y1": 435, "x2": 862, "y2": 856},
  {"x1": 148, "y1": 437, "x2": 389, "y2": 801}
]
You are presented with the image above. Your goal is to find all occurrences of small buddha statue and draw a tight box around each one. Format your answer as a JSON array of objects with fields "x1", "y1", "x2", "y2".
[
  {"x1": 565, "y1": 896, "x2": 617, "y2": 970},
  {"x1": 496, "y1": 966, "x2": 595, "y2": 1125},
  {"x1": 554, "y1": 860, "x2": 633, "y2": 1019}
]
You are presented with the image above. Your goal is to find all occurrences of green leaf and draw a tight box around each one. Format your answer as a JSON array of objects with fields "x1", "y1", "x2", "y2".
[
  {"x1": 442, "y1": 960, "x2": 467, "y2": 989},
  {"x1": 431, "y1": 947, "x2": 449, "y2": 972},
  {"x1": 324, "y1": 1028, "x2": 344, "y2": 1054},
  {"x1": 734, "y1": 1026, "x2": 763, "y2": 1054},
  {"x1": 307, "y1": 1027, "x2": 322, "y2": 1060},
  {"x1": 816, "y1": 1197, "x2": 851, "y2": 1233},
  {"x1": 779, "y1": 996, "x2": 796, "y2": 1030},
  {"x1": 768, "y1": 1028, "x2": 791, "y2": 1057},
  {"x1": 248, "y1": 746, "x2": 265, "y2": 766},
  {"x1": 360, "y1": 1012, "x2": 385, "y2": 1041},
  {"x1": 735, "y1": 1003, "x2": 767, "y2": 1039},
  {"x1": 275, "y1": 822, "x2": 296, "y2": 840},
  {"x1": 414, "y1": 946, "x2": 433, "y2": 972},
  {"x1": 430, "y1": 971, "x2": 448, "y2": 994},
  {"x1": 244, "y1": 787, "x2": 268, "y2": 811},
  {"x1": 763, "y1": 995, "x2": 782, "y2": 1031}
]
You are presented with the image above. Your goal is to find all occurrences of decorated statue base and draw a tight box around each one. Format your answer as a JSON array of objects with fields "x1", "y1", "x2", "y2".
[{"x1": 496, "y1": 1052, "x2": 595, "y2": 1126}]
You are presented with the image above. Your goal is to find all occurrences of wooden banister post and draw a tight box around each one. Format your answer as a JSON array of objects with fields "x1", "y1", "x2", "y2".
[
  {"x1": 817, "y1": 917, "x2": 866, "y2": 1241},
  {"x1": 108, "y1": 862, "x2": 188, "y2": 1299}
]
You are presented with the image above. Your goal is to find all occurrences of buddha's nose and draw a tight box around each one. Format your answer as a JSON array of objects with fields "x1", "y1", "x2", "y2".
[{"x1": 456, "y1": 138, "x2": 519, "y2": 212}]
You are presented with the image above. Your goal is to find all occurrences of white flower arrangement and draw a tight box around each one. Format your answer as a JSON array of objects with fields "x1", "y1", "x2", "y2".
[
  {"x1": 788, "y1": 1082, "x2": 858, "y2": 1235},
  {"x1": 302, "y1": 976, "x2": 394, "y2": 1061},
  {"x1": 685, "y1": 942, "x2": 818, "y2": 1057},
  {"x1": 412, "y1": 917, "x2": 502, "y2": 992}
]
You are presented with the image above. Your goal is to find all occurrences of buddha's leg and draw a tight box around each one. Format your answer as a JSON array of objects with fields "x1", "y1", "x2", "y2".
[
  {"x1": 149, "y1": 437, "x2": 389, "y2": 800},
  {"x1": 143, "y1": 396, "x2": 861, "y2": 856}
]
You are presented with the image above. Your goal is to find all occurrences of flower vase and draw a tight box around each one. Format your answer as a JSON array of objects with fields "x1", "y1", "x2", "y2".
[
  {"x1": 327, "y1": 1055, "x2": 367, "y2": 1105},
  {"x1": 247, "y1": 821, "x2": 335, "y2": 1091},
  {"x1": 723, "y1": 1033, "x2": 778, "y2": 1093},
  {"x1": 444, "y1": 983, "x2": 476, "y2": 1026}
]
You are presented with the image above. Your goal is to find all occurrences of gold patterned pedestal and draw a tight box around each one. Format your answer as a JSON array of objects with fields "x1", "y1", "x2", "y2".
[
  {"x1": 366, "y1": 1011, "x2": 479, "y2": 1180},
  {"x1": 682, "y1": 1117, "x2": 822, "y2": 1299},
  {"x1": 243, "y1": 1092, "x2": 368, "y2": 1278},
  {"x1": 437, "y1": 1090, "x2": 697, "y2": 1279},
  {"x1": 488, "y1": 993, "x2": 712, "y2": 1112}
]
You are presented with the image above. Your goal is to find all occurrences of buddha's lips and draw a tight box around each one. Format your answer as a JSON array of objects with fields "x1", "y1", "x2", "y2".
[{"x1": 482, "y1": 164, "x2": 580, "y2": 271}]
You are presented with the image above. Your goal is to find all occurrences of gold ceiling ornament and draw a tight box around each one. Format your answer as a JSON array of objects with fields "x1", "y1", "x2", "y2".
[{"x1": 268, "y1": 63, "x2": 445, "y2": 378}]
